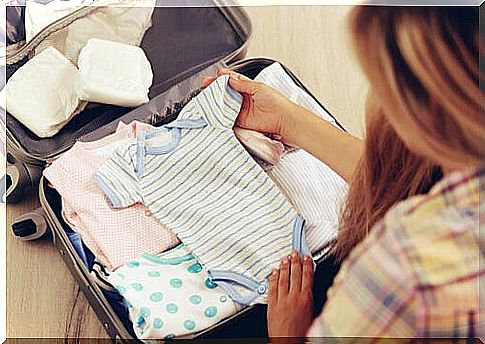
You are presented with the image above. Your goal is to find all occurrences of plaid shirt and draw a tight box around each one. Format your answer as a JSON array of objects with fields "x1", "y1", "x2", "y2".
[{"x1": 308, "y1": 167, "x2": 484, "y2": 340}]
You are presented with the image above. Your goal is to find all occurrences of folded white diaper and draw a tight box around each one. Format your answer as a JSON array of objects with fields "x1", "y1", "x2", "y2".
[
  {"x1": 30, "y1": 0, "x2": 156, "y2": 65},
  {"x1": 6, "y1": 46, "x2": 84, "y2": 138},
  {"x1": 25, "y1": 0, "x2": 86, "y2": 42},
  {"x1": 77, "y1": 38, "x2": 153, "y2": 107}
]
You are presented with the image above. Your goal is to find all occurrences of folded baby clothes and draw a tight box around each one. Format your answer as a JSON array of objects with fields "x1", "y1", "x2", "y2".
[
  {"x1": 107, "y1": 244, "x2": 239, "y2": 339},
  {"x1": 77, "y1": 38, "x2": 153, "y2": 107},
  {"x1": 95, "y1": 76, "x2": 309, "y2": 305},
  {"x1": 254, "y1": 63, "x2": 348, "y2": 259},
  {"x1": 267, "y1": 151, "x2": 345, "y2": 258},
  {"x1": 43, "y1": 120, "x2": 180, "y2": 270},
  {"x1": 6, "y1": 46, "x2": 85, "y2": 138}
]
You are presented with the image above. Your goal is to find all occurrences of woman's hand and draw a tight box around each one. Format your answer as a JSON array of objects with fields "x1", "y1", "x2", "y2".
[
  {"x1": 267, "y1": 251, "x2": 314, "y2": 342},
  {"x1": 203, "y1": 68, "x2": 364, "y2": 182},
  {"x1": 202, "y1": 69, "x2": 299, "y2": 137}
]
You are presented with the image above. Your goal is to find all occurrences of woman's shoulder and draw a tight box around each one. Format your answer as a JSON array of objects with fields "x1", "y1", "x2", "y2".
[
  {"x1": 377, "y1": 167, "x2": 482, "y2": 286},
  {"x1": 383, "y1": 166, "x2": 481, "y2": 238}
]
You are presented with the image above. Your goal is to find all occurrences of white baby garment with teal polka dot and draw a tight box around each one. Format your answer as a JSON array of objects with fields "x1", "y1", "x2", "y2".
[{"x1": 107, "y1": 244, "x2": 239, "y2": 340}]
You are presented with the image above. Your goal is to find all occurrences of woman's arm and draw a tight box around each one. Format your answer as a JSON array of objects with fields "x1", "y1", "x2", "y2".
[
  {"x1": 204, "y1": 70, "x2": 363, "y2": 182},
  {"x1": 281, "y1": 103, "x2": 363, "y2": 182}
]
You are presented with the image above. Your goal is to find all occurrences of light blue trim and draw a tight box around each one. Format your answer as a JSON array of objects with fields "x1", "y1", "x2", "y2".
[
  {"x1": 210, "y1": 271, "x2": 260, "y2": 290},
  {"x1": 141, "y1": 251, "x2": 195, "y2": 265},
  {"x1": 292, "y1": 215, "x2": 311, "y2": 257},
  {"x1": 208, "y1": 270, "x2": 268, "y2": 305},
  {"x1": 145, "y1": 128, "x2": 182, "y2": 155},
  {"x1": 168, "y1": 117, "x2": 207, "y2": 129},
  {"x1": 144, "y1": 126, "x2": 172, "y2": 138},
  {"x1": 137, "y1": 118, "x2": 207, "y2": 158},
  {"x1": 215, "y1": 281, "x2": 257, "y2": 305},
  {"x1": 136, "y1": 127, "x2": 180, "y2": 156},
  {"x1": 194, "y1": 216, "x2": 309, "y2": 306},
  {"x1": 94, "y1": 173, "x2": 124, "y2": 208},
  {"x1": 135, "y1": 132, "x2": 146, "y2": 178}
]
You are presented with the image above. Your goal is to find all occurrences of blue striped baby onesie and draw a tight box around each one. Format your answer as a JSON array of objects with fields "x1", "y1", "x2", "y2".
[{"x1": 95, "y1": 75, "x2": 309, "y2": 305}]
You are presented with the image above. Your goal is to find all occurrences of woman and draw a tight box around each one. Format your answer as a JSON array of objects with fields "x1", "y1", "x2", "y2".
[{"x1": 204, "y1": 6, "x2": 482, "y2": 340}]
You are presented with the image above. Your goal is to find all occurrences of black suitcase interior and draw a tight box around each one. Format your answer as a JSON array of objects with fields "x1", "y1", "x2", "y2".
[
  {"x1": 5, "y1": 4, "x2": 251, "y2": 162},
  {"x1": 5, "y1": 3, "x2": 343, "y2": 341}
]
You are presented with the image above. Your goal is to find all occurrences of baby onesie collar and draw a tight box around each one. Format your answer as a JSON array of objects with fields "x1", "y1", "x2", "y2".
[{"x1": 176, "y1": 75, "x2": 243, "y2": 130}]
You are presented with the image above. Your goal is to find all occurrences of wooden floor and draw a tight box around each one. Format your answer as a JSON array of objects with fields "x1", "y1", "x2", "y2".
[{"x1": 5, "y1": 6, "x2": 367, "y2": 339}]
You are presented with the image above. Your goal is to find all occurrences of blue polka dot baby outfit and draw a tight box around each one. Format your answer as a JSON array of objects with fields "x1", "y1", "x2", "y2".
[
  {"x1": 96, "y1": 75, "x2": 310, "y2": 305},
  {"x1": 107, "y1": 244, "x2": 239, "y2": 339}
]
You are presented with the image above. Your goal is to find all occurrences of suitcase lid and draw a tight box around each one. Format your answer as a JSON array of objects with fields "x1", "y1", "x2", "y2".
[{"x1": 2, "y1": 1, "x2": 251, "y2": 163}]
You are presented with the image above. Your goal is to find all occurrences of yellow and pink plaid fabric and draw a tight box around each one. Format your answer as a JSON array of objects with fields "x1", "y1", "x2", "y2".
[{"x1": 308, "y1": 167, "x2": 483, "y2": 340}]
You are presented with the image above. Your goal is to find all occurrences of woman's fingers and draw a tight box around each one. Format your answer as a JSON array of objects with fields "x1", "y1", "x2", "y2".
[
  {"x1": 272, "y1": 253, "x2": 311, "y2": 301},
  {"x1": 216, "y1": 68, "x2": 232, "y2": 77},
  {"x1": 278, "y1": 257, "x2": 290, "y2": 299},
  {"x1": 289, "y1": 251, "x2": 302, "y2": 295},
  {"x1": 201, "y1": 76, "x2": 216, "y2": 88},
  {"x1": 301, "y1": 256, "x2": 314, "y2": 292},
  {"x1": 228, "y1": 73, "x2": 260, "y2": 95},
  {"x1": 201, "y1": 68, "x2": 234, "y2": 87},
  {"x1": 203, "y1": 69, "x2": 257, "y2": 94},
  {"x1": 216, "y1": 69, "x2": 251, "y2": 81},
  {"x1": 268, "y1": 268, "x2": 279, "y2": 305}
]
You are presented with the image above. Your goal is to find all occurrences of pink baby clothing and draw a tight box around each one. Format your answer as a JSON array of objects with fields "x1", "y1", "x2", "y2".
[{"x1": 43, "y1": 121, "x2": 180, "y2": 270}]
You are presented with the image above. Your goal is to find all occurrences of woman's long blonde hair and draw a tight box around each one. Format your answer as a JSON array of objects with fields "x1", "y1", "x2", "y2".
[{"x1": 334, "y1": 7, "x2": 481, "y2": 261}]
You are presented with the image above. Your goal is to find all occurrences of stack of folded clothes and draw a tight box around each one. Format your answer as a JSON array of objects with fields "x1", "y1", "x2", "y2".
[{"x1": 43, "y1": 62, "x2": 348, "y2": 340}]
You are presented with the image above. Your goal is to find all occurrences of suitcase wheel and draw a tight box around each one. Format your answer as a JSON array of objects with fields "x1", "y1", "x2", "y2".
[{"x1": 11, "y1": 207, "x2": 49, "y2": 241}]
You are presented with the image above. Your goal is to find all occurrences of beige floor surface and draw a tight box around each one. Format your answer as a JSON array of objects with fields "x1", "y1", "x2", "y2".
[{"x1": 6, "y1": 6, "x2": 367, "y2": 339}]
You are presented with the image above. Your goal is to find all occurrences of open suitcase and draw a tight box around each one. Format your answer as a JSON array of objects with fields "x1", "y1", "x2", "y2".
[
  {"x1": 2, "y1": 1, "x2": 251, "y2": 208},
  {"x1": 4, "y1": 2, "x2": 343, "y2": 340}
]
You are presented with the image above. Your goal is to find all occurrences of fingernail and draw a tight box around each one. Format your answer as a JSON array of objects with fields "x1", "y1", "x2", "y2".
[
  {"x1": 303, "y1": 256, "x2": 311, "y2": 262},
  {"x1": 291, "y1": 251, "x2": 298, "y2": 258},
  {"x1": 229, "y1": 72, "x2": 240, "y2": 80},
  {"x1": 272, "y1": 269, "x2": 279, "y2": 276}
]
